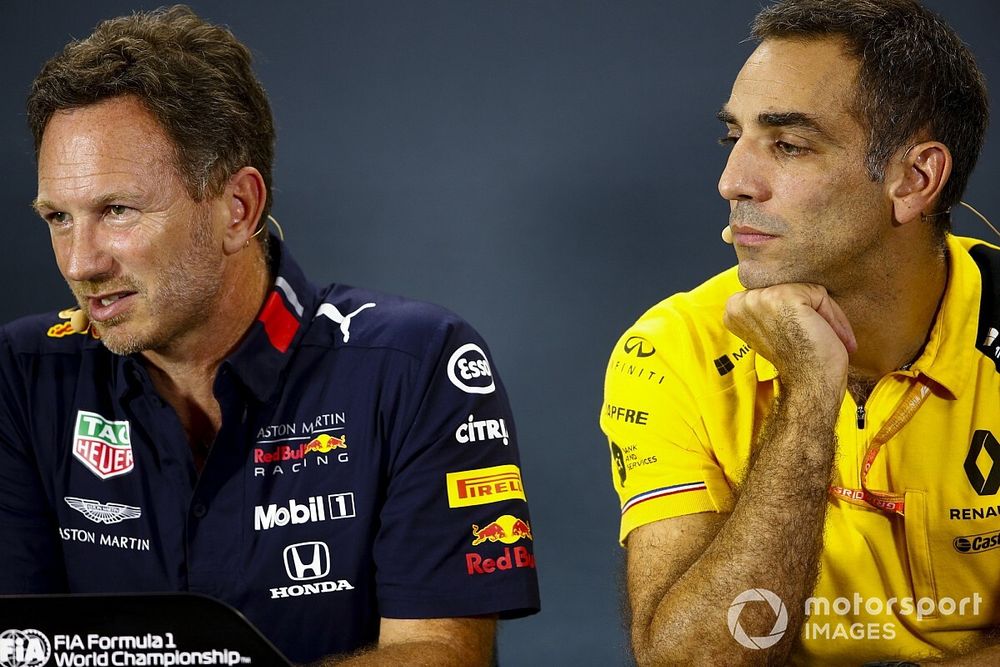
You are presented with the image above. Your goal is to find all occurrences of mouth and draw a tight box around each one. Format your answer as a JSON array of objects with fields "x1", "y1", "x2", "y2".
[
  {"x1": 731, "y1": 224, "x2": 778, "y2": 246},
  {"x1": 86, "y1": 290, "x2": 138, "y2": 322}
]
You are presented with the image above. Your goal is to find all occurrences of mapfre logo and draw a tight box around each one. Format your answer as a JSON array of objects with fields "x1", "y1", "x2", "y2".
[
  {"x1": 72, "y1": 410, "x2": 133, "y2": 480},
  {"x1": 447, "y1": 343, "x2": 495, "y2": 395},
  {"x1": 446, "y1": 465, "x2": 525, "y2": 508},
  {"x1": 964, "y1": 430, "x2": 1000, "y2": 496},
  {"x1": 0, "y1": 629, "x2": 51, "y2": 667}
]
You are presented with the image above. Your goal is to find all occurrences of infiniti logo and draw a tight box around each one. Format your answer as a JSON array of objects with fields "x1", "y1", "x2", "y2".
[{"x1": 623, "y1": 336, "x2": 655, "y2": 357}]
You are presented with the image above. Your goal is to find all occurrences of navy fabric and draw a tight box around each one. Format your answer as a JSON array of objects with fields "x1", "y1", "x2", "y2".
[{"x1": 0, "y1": 238, "x2": 539, "y2": 663}]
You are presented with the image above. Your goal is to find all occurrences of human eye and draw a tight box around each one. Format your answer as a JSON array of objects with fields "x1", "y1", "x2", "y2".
[
  {"x1": 104, "y1": 204, "x2": 139, "y2": 224},
  {"x1": 775, "y1": 140, "x2": 809, "y2": 156},
  {"x1": 718, "y1": 133, "x2": 740, "y2": 148},
  {"x1": 43, "y1": 211, "x2": 72, "y2": 229}
]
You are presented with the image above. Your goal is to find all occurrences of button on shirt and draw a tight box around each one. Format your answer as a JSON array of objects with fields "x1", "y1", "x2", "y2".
[{"x1": 0, "y1": 238, "x2": 540, "y2": 664}]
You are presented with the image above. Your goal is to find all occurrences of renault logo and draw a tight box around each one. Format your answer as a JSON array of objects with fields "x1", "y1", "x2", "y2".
[
  {"x1": 283, "y1": 541, "x2": 331, "y2": 581},
  {"x1": 964, "y1": 430, "x2": 1000, "y2": 496}
]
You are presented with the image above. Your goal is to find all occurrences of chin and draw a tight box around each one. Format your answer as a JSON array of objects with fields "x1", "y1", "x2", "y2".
[
  {"x1": 736, "y1": 262, "x2": 779, "y2": 290},
  {"x1": 737, "y1": 260, "x2": 817, "y2": 290},
  {"x1": 93, "y1": 321, "x2": 151, "y2": 356}
]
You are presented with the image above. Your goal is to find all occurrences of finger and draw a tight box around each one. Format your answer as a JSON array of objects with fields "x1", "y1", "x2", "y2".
[{"x1": 808, "y1": 287, "x2": 857, "y2": 353}]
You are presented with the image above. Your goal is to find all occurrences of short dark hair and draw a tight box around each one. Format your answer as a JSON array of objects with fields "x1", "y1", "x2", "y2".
[
  {"x1": 27, "y1": 5, "x2": 275, "y2": 234},
  {"x1": 752, "y1": 0, "x2": 989, "y2": 228}
]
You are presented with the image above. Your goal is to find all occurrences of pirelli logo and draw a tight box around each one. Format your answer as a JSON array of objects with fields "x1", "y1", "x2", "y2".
[{"x1": 446, "y1": 464, "x2": 525, "y2": 508}]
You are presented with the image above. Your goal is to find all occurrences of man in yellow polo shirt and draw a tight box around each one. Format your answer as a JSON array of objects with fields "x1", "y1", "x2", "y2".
[{"x1": 601, "y1": 1, "x2": 999, "y2": 665}]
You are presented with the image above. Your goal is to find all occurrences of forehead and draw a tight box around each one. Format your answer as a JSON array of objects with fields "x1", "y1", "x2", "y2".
[
  {"x1": 37, "y1": 96, "x2": 180, "y2": 197},
  {"x1": 727, "y1": 37, "x2": 861, "y2": 127}
]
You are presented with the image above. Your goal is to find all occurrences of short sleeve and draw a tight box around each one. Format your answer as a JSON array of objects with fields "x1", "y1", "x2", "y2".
[
  {"x1": 600, "y1": 316, "x2": 735, "y2": 545},
  {"x1": 0, "y1": 328, "x2": 67, "y2": 592},
  {"x1": 373, "y1": 315, "x2": 539, "y2": 619}
]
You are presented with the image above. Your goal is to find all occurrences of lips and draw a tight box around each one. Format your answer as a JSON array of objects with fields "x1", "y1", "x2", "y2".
[
  {"x1": 87, "y1": 291, "x2": 138, "y2": 322},
  {"x1": 731, "y1": 225, "x2": 778, "y2": 246}
]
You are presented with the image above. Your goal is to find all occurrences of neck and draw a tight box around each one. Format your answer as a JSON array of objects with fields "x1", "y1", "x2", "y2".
[
  {"x1": 142, "y1": 245, "x2": 270, "y2": 380},
  {"x1": 141, "y1": 244, "x2": 270, "y2": 445},
  {"x1": 840, "y1": 235, "x2": 948, "y2": 383}
]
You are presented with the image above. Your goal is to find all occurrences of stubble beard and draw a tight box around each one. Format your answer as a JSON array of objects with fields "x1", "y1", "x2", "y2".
[{"x1": 83, "y1": 214, "x2": 223, "y2": 356}]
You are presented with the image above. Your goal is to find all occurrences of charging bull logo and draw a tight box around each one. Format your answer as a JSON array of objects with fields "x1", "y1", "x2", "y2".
[
  {"x1": 471, "y1": 515, "x2": 532, "y2": 546},
  {"x1": 303, "y1": 433, "x2": 347, "y2": 455}
]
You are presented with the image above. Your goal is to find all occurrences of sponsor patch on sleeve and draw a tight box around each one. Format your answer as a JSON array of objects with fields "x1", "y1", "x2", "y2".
[{"x1": 446, "y1": 464, "x2": 525, "y2": 508}]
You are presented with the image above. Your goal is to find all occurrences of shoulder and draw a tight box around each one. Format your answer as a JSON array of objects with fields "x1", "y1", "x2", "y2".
[
  {"x1": 305, "y1": 285, "x2": 487, "y2": 361},
  {"x1": 954, "y1": 236, "x2": 1000, "y2": 371},
  {"x1": 605, "y1": 267, "x2": 756, "y2": 395},
  {"x1": 959, "y1": 236, "x2": 999, "y2": 289},
  {"x1": 0, "y1": 309, "x2": 103, "y2": 359}
]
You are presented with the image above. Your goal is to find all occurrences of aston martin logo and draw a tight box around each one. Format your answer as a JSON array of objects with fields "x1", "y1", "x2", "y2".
[{"x1": 64, "y1": 497, "x2": 142, "y2": 524}]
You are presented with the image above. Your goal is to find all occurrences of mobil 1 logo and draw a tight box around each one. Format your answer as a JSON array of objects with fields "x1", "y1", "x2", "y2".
[{"x1": 254, "y1": 492, "x2": 356, "y2": 531}]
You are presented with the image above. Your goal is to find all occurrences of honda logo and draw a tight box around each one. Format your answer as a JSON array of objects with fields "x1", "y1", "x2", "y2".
[{"x1": 283, "y1": 541, "x2": 331, "y2": 581}]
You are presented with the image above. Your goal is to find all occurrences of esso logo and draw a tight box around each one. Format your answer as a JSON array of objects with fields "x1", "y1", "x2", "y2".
[{"x1": 447, "y1": 343, "x2": 495, "y2": 395}]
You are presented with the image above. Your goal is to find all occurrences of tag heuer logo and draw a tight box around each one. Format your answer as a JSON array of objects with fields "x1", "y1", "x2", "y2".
[{"x1": 72, "y1": 410, "x2": 134, "y2": 480}]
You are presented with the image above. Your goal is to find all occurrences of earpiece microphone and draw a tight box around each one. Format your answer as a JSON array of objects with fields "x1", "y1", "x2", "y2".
[
  {"x1": 722, "y1": 225, "x2": 734, "y2": 244},
  {"x1": 69, "y1": 308, "x2": 90, "y2": 334}
]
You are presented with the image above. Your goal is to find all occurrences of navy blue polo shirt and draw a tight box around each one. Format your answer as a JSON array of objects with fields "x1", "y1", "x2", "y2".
[{"x1": 0, "y1": 238, "x2": 539, "y2": 663}]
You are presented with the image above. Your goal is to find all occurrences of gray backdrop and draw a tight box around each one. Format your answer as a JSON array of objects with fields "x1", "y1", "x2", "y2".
[{"x1": 2, "y1": 2, "x2": 997, "y2": 664}]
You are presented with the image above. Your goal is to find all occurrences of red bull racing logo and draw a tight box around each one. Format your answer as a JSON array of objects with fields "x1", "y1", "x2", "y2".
[
  {"x1": 466, "y1": 515, "x2": 535, "y2": 576},
  {"x1": 303, "y1": 433, "x2": 347, "y2": 455},
  {"x1": 471, "y1": 514, "x2": 533, "y2": 546},
  {"x1": 255, "y1": 433, "x2": 346, "y2": 463}
]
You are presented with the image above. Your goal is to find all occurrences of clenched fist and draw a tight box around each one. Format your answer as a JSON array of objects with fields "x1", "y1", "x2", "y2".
[{"x1": 724, "y1": 283, "x2": 857, "y2": 397}]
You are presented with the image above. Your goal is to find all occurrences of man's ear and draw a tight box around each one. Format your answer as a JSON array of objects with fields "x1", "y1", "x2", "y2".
[
  {"x1": 887, "y1": 141, "x2": 952, "y2": 225},
  {"x1": 221, "y1": 166, "x2": 267, "y2": 255}
]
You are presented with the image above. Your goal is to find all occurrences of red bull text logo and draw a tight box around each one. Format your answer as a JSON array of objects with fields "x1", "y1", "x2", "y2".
[
  {"x1": 72, "y1": 410, "x2": 133, "y2": 480},
  {"x1": 466, "y1": 515, "x2": 535, "y2": 576},
  {"x1": 465, "y1": 547, "x2": 536, "y2": 576},
  {"x1": 254, "y1": 433, "x2": 347, "y2": 464},
  {"x1": 446, "y1": 464, "x2": 525, "y2": 508}
]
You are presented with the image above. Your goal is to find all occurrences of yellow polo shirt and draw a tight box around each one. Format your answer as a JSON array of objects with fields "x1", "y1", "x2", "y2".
[{"x1": 601, "y1": 235, "x2": 1000, "y2": 665}]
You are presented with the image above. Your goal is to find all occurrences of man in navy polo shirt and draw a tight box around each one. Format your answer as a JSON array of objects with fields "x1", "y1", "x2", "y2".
[{"x1": 0, "y1": 6, "x2": 538, "y2": 665}]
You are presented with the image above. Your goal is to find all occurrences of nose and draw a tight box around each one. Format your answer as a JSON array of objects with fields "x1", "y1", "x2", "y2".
[
  {"x1": 718, "y1": 139, "x2": 771, "y2": 203},
  {"x1": 58, "y1": 220, "x2": 114, "y2": 283}
]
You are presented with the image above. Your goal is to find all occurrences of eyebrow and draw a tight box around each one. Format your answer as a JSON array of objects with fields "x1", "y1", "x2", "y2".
[
  {"x1": 31, "y1": 191, "x2": 144, "y2": 215},
  {"x1": 717, "y1": 107, "x2": 838, "y2": 144}
]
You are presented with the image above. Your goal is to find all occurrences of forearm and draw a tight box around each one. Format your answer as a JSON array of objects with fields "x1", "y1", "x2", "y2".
[
  {"x1": 635, "y1": 383, "x2": 839, "y2": 665},
  {"x1": 308, "y1": 640, "x2": 488, "y2": 667}
]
